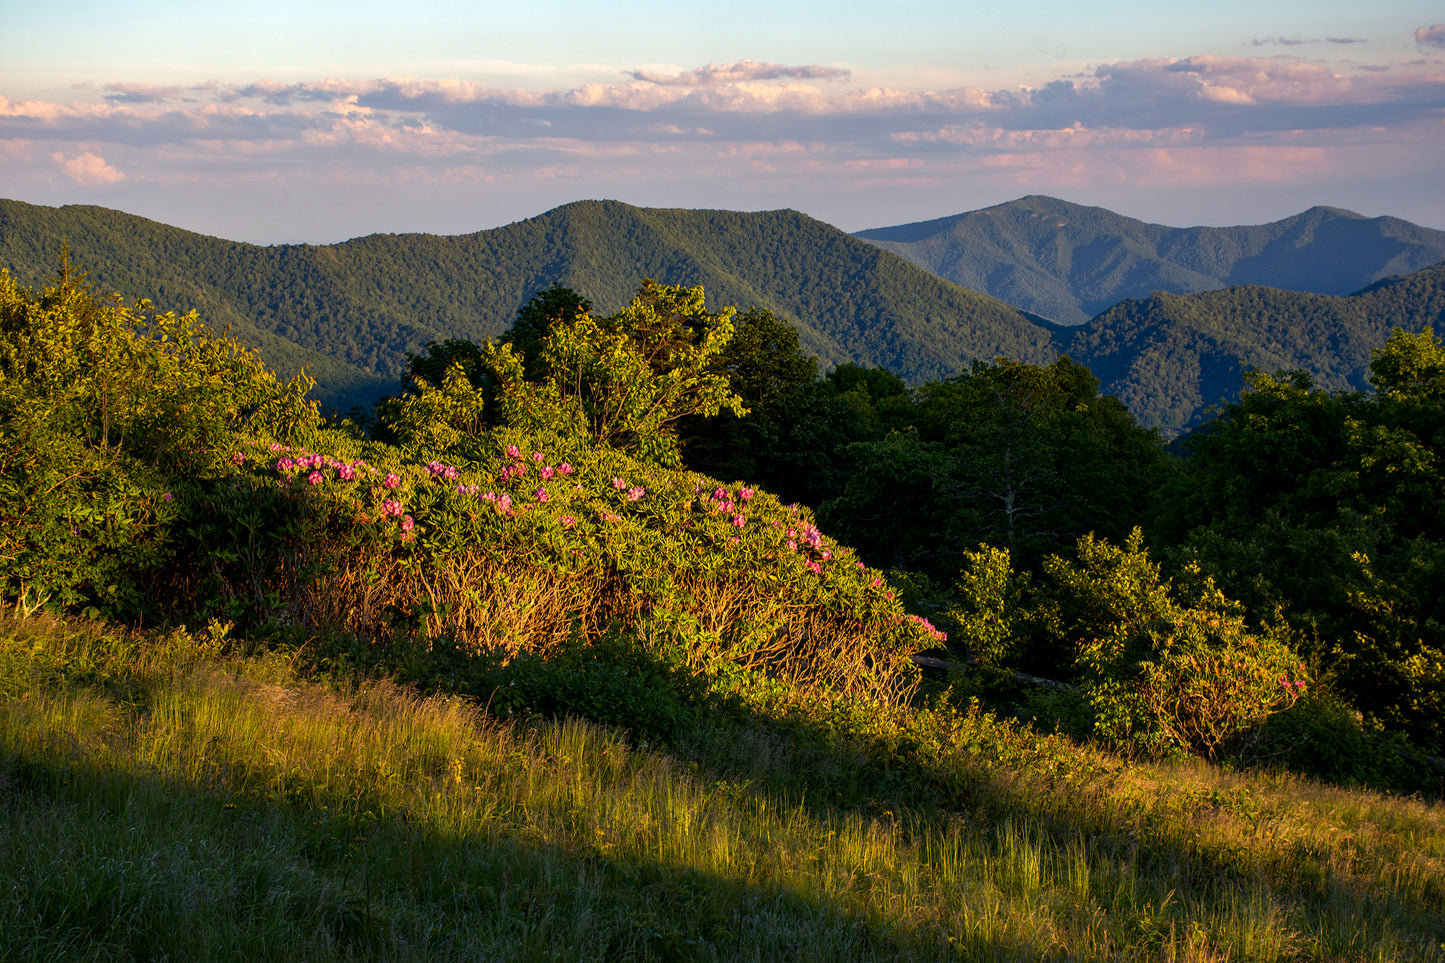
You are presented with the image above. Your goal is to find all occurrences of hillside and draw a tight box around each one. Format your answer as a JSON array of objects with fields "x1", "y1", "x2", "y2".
[
  {"x1": 0, "y1": 198, "x2": 1057, "y2": 408},
  {"x1": 857, "y1": 195, "x2": 1445, "y2": 325},
  {"x1": 1064, "y1": 262, "x2": 1445, "y2": 433},
  {"x1": 7, "y1": 196, "x2": 1445, "y2": 436}
]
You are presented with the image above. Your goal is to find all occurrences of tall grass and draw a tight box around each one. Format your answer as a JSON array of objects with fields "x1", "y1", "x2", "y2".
[{"x1": 3, "y1": 614, "x2": 1443, "y2": 961}]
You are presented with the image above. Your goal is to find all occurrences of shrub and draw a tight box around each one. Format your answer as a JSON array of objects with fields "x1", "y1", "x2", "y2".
[
  {"x1": 1047, "y1": 529, "x2": 1306, "y2": 758},
  {"x1": 0, "y1": 266, "x2": 317, "y2": 615}
]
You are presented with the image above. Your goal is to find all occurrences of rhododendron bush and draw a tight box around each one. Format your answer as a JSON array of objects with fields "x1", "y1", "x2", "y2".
[{"x1": 194, "y1": 430, "x2": 927, "y2": 704}]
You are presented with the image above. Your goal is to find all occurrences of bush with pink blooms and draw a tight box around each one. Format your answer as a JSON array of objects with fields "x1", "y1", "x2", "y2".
[{"x1": 177, "y1": 424, "x2": 930, "y2": 705}]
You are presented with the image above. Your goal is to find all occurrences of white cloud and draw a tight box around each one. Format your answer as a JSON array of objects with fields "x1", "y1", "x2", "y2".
[{"x1": 51, "y1": 150, "x2": 125, "y2": 184}]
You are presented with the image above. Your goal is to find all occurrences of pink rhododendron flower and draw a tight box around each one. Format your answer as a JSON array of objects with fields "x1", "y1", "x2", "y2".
[
  {"x1": 384, "y1": 473, "x2": 401, "y2": 490},
  {"x1": 231, "y1": 452, "x2": 245, "y2": 466},
  {"x1": 535, "y1": 487, "x2": 549, "y2": 503},
  {"x1": 560, "y1": 516, "x2": 576, "y2": 528},
  {"x1": 739, "y1": 487, "x2": 754, "y2": 500},
  {"x1": 540, "y1": 466, "x2": 554, "y2": 480},
  {"x1": 381, "y1": 499, "x2": 403, "y2": 517},
  {"x1": 559, "y1": 463, "x2": 574, "y2": 476},
  {"x1": 805, "y1": 560, "x2": 822, "y2": 575},
  {"x1": 731, "y1": 514, "x2": 746, "y2": 528},
  {"x1": 627, "y1": 487, "x2": 645, "y2": 502},
  {"x1": 532, "y1": 452, "x2": 544, "y2": 462},
  {"x1": 307, "y1": 471, "x2": 324, "y2": 486},
  {"x1": 162, "y1": 492, "x2": 173, "y2": 502},
  {"x1": 613, "y1": 477, "x2": 627, "y2": 490},
  {"x1": 400, "y1": 515, "x2": 415, "y2": 532},
  {"x1": 505, "y1": 445, "x2": 521, "y2": 459}
]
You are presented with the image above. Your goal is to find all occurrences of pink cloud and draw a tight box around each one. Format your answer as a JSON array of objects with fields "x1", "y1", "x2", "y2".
[
  {"x1": 1416, "y1": 25, "x2": 1445, "y2": 49},
  {"x1": 51, "y1": 151, "x2": 125, "y2": 185}
]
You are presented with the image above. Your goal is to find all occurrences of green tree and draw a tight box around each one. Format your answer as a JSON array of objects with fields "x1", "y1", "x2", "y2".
[{"x1": 490, "y1": 280, "x2": 745, "y2": 465}]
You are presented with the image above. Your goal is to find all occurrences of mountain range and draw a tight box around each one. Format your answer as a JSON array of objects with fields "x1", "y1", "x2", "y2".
[
  {"x1": 2, "y1": 195, "x2": 1443, "y2": 433},
  {"x1": 856, "y1": 195, "x2": 1445, "y2": 325}
]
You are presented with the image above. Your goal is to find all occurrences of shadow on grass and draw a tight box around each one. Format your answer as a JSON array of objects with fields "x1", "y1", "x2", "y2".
[
  {"x1": 0, "y1": 681, "x2": 1032, "y2": 962},
  {"x1": 338, "y1": 628, "x2": 1445, "y2": 963}
]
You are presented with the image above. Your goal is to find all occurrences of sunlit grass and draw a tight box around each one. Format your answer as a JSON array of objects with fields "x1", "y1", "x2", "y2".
[{"x1": 2, "y1": 614, "x2": 1443, "y2": 961}]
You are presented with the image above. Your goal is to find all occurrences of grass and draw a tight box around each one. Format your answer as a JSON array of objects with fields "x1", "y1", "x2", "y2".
[{"x1": 2, "y1": 613, "x2": 1443, "y2": 961}]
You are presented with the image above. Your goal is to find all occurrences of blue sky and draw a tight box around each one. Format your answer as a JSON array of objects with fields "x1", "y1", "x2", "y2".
[{"x1": 2, "y1": 0, "x2": 1442, "y2": 242}]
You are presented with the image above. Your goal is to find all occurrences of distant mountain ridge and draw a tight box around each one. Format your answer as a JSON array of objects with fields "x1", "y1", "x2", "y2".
[
  {"x1": 856, "y1": 195, "x2": 1445, "y2": 325},
  {"x1": 3, "y1": 196, "x2": 1444, "y2": 434}
]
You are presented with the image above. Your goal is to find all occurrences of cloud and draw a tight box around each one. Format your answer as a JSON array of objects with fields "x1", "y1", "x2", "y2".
[
  {"x1": 1416, "y1": 25, "x2": 1445, "y2": 49},
  {"x1": 625, "y1": 60, "x2": 851, "y2": 86},
  {"x1": 51, "y1": 151, "x2": 125, "y2": 185},
  {"x1": 3, "y1": 53, "x2": 1442, "y2": 239},
  {"x1": 1249, "y1": 36, "x2": 1366, "y2": 47}
]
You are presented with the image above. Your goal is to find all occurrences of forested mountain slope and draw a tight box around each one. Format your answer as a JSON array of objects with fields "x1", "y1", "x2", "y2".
[
  {"x1": 857, "y1": 195, "x2": 1445, "y2": 324},
  {"x1": 0, "y1": 198, "x2": 1056, "y2": 408},
  {"x1": 6, "y1": 196, "x2": 1445, "y2": 435},
  {"x1": 1064, "y1": 263, "x2": 1445, "y2": 433}
]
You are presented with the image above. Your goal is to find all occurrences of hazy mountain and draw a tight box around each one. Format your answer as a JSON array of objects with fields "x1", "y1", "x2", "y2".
[
  {"x1": 0, "y1": 198, "x2": 1056, "y2": 410},
  {"x1": 856, "y1": 195, "x2": 1445, "y2": 325}
]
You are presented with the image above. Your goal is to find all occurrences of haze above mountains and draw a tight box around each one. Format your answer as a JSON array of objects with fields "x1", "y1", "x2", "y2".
[{"x1": 2, "y1": 195, "x2": 1443, "y2": 434}]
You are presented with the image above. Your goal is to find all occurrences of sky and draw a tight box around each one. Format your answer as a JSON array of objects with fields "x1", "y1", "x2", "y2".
[{"x1": 2, "y1": 0, "x2": 1443, "y2": 244}]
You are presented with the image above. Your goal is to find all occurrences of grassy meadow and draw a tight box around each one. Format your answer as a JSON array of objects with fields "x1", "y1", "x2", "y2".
[{"x1": 3, "y1": 612, "x2": 1442, "y2": 961}]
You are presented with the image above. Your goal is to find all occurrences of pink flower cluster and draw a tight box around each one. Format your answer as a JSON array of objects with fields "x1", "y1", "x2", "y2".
[
  {"x1": 274, "y1": 451, "x2": 373, "y2": 485},
  {"x1": 426, "y1": 461, "x2": 460, "y2": 480},
  {"x1": 909, "y1": 614, "x2": 947, "y2": 644},
  {"x1": 480, "y1": 491, "x2": 515, "y2": 516}
]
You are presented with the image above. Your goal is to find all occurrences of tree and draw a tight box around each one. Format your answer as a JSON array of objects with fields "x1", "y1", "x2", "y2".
[
  {"x1": 680, "y1": 307, "x2": 818, "y2": 481},
  {"x1": 490, "y1": 280, "x2": 746, "y2": 465},
  {"x1": 506, "y1": 283, "x2": 593, "y2": 380}
]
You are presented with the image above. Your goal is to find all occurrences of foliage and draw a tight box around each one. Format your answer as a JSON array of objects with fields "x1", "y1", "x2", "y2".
[
  {"x1": 1160, "y1": 331, "x2": 1445, "y2": 754},
  {"x1": 1238, "y1": 690, "x2": 1445, "y2": 796},
  {"x1": 1044, "y1": 530, "x2": 1305, "y2": 758},
  {"x1": 0, "y1": 265, "x2": 318, "y2": 614},
  {"x1": 392, "y1": 280, "x2": 745, "y2": 467},
  {"x1": 948, "y1": 544, "x2": 1031, "y2": 667}
]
